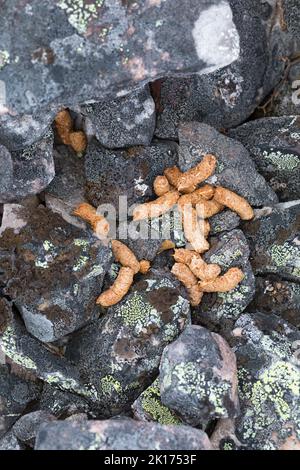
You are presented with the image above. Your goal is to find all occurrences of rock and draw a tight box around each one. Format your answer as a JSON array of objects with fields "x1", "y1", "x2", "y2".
[
  {"x1": 0, "y1": 204, "x2": 31, "y2": 237},
  {"x1": 1, "y1": 1, "x2": 241, "y2": 116},
  {"x1": 81, "y1": 85, "x2": 155, "y2": 149},
  {"x1": 229, "y1": 116, "x2": 300, "y2": 201},
  {"x1": 249, "y1": 277, "x2": 300, "y2": 328},
  {"x1": 12, "y1": 410, "x2": 56, "y2": 448},
  {"x1": 209, "y1": 210, "x2": 240, "y2": 235},
  {"x1": 0, "y1": 131, "x2": 55, "y2": 203},
  {"x1": 0, "y1": 298, "x2": 12, "y2": 334},
  {"x1": 0, "y1": 206, "x2": 112, "y2": 342},
  {"x1": 0, "y1": 107, "x2": 57, "y2": 151},
  {"x1": 244, "y1": 204, "x2": 300, "y2": 282},
  {"x1": 0, "y1": 430, "x2": 24, "y2": 450},
  {"x1": 228, "y1": 312, "x2": 300, "y2": 450},
  {"x1": 35, "y1": 418, "x2": 212, "y2": 450},
  {"x1": 84, "y1": 138, "x2": 178, "y2": 209},
  {"x1": 178, "y1": 122, "x2": 278, "y2": 206},
  {"x1": 0, "y1": 364, "x2": 41, "y2": 439},
  {"x1": 132, "y1": 378, "x2": 182, "y2": 425},
  {"x1": 159, "y1": 325, "x2": 239, "y2": 427},
  {"x1": 194, "y1": 229, "x2": 255, "y2": 338},
  {"x1": 40, "y1": 384, "x2": 93, "y2": 418},
  {"x1": 65, "y1": 269, "x2": 190, "y2": 416}
]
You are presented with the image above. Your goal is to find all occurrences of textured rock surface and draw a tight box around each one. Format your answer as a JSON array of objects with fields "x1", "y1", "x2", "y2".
[
  {"x1": 0, "y1": 131, "x2": 55, "y2": 203},
  {"x1": 194, "y1": 230, "x2": 255, "y2": 337},
  {"x1": 178, "y1": 122, "x2": 278, "y2": 206},
  {"x1": 160, "y1": 325, "x2": 239, "y2": 426},
  {"x1": 81, "y1": 85, "x2": 155, "y2": 149},
  {"x1": 230, "y1": 116, "x2": 300, "y2": 201},
  {"x1": 0, "y1": 430, "x2": 25, "y2": 450},
  {"x1": 35, "y1": 418, "x2": 212, "y2": 450},
  {"x1": 65, "y1": 270, "x2": 190, "y2": 416},
  {"x1": 39, "y1": 384, "x2": 92, "y2": 418},
  {"x1": 209, "y1": 210, "x2": 240, "y2": 235},
  {"x1": 244, "y1": 204, "x2": 300, "y2": 282},
  {"x1": 0, "y1": 206, "x2": 112, "y2": 342},
  {"x1": 12, "y1": 410, "x2": 56, "y2": 448}
]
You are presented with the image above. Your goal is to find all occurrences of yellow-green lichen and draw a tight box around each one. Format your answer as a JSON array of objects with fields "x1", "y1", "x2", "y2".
[
  {"x1": 100, "y1": 375, "x2": 122, "y2": 396},
  {"x1": 140, "y1": 379, "x2": 181, "y2": 425},
  {"x1": 57, "y1": 0, "x2": 104, "y2": 35},
  {"x1": 268, "y1": 242, "x2": 299, "y2": 269},
  {"x1": 116, "y1": 292, "x2": 158, "y2": 328},
  {"x1": 1, "y1": 326, "x2": 37, "y2": 370},
  {"x1": 73, "y1": 255, "x2": 89, "y2": 272},
  {"x1": 263, "y1": 150, "x2": 299, "y2": 171}
]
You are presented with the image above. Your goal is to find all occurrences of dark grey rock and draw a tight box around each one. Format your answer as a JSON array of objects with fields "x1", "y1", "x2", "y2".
[
  {"x1": 249, "y1": 276, "x2": 300, "y2": 328},
  {"x1": 178, "y1": 122, "x2": 278, "y2": 206},
  {"x1": 209, "y1": 210, "x2": 240, "y2": 235},
  {"x1": 0, "y1": 131, "x2": 55, "y2": 204},
  {"x1": 230, "y1": 116, "x2": 300, "y2": 201},
  {"x1": 228, "y1": 312, "x2": 300, "y2": 450},
  {"x1": 194, "y1": 229, "x2": 255, "y2": 338},
  {"x1": 35, "y1": 418, "x2": 212, "y2": 450},
  {"x1": 65, "y1": 269, "x2": 190, "y2": 416},
  {"x1": 84, "y1": 138, "x2": 178, "y2": 209},
  {"x1": 40, "y1": 384, "x2": 92, "y2": 418},
  {"x1": 12, "y1": 410, "x2": 56, "y2": 448},
  {"x1": 244, "y1": 204, "x2": 300, "y2": 282},
  {"x1": 0, "y1": 364, "x2": 41, "y2": 439},
  {"x1": 0, "y1": 206, "x2": 112, "y2": 342},
  {"x1": 160, "y1": 325, "x2": 239, "y2": 426},
  {"x1": 81, "y1": 85, "x2": 155, "y2": 149},
  {"x1": 0, "y1": 430, "x2": 24, "y2": 450}
]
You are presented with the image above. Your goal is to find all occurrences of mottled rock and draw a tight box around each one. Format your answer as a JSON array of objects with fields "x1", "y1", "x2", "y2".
[
  {"x1": 0, "y1": 430, "x2": 24, "y2": 450},
  {"x1": 249, "y1": 276, "x2": 300, "y2": 328},
  {"x1": 160, "y1": 325, "x2": 239, "y2": 426},
  {"x1": 12, "y1": 410, "x2": 56, "y2": 448},
  {"x1": 230, "y1": 116, "x2": 300, "y2": 201},
  {"x1": 65, "y1": 270, "x2": 190, "y2": 416},
  {"x1": 81, "y1": 85, "x2": 155, "y2": 149},
  {"x1": 178, "y1": 122, "x2": 277, "y2": 206},
  {"x1": 194, "y1": 230, "x2": 255, "y2": 337},
  {"x1": 132, "y1": 378, "x2": 182, "y2": 425},
  {"x1": 209, "y1": 210, "x2": 240, "y2": 235},
  {"x1": 0, "y1": 131, "x2": 55, "y2": 203},
  {"x1": 85, "y1": 138, "x2": 178, "y2": 209},
  {"x1": 35, "y1": 418, "x2": 212, "y2": 450},
  {"x1": 1, "y1": 1, "x2": 241, "y2": 116},
  {"x1": 229, "y1": 312, "x2": 300, "y2": 450},
  {"x1": 244, "y1": 204, "x2": 300, "y2": 282},
  {"x1": 40, "y1": 384, "x2": 92, "y2": 418},
  {"x1": 0, "y1": 298, "x2": 12, "y2": 334},
  {"x1": 0, "y1": 364, "x2": 41, "y2": 439},
  {"x1": 0, "y1": 206, "x2": 112, "y2": 342}
]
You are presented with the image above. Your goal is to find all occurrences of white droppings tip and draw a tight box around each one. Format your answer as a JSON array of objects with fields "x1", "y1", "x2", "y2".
[{"x1": 192, "y1": 1, "x2": 240, "y2": 74}]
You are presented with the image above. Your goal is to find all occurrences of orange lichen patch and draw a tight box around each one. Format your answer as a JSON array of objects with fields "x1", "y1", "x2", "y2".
[
  {"x1": 96, "y1": 267, "x2": 134, "y2": 307},
  {"x1": 133, "y1": 190, "x2": 180, "y2": 221},
  {"x1": 139, "y1": 259, "x2": 151, "y2": 274},
  {"x1": 171, "y1": 262, "x2": 203, "y2": 306},
  {"x1": 153, "y1": 175, "x2": 171, "y2": 196},
  {"x1": 55, "y1": 109, "x2": 72, "y2": 145},
  {"x1": 196, "y1": 198, "x2": 224, "y2": 219},
  {"x1": 199, "y1": 267, "x2": 245, "y2": 293},
  {"x1": 213, "y1": 187, "x2": 254, "y2": 221},
  {"x1": 111, "y1": 240, "x2": 140, "y2": 274},
  {"x1": 177, "y1": 155, "x2": 217, "y2": 193},
  {"x1": 164, "y1": 166, "x2": 194, "y2": 194},
  {"x1": 73, "y1": 202, "x2": 110, "y2": 237},
  {"x1": 174, "y1": 248, "x2": 220, "y2": 282},
  {"x1": 181, "y1": 206, "x2": 209, "y2": 253},
  {"x1": 69, "y1": 131, "x2": 87, "y2": 153}
]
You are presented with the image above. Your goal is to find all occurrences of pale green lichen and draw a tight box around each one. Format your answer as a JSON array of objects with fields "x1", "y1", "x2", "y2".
[
  {"x1": 140, "y1": 379, "x2": 182, "y2": 425},
  {"x1": 35, "y1": 259, "x2": 49, "y2": 269},
  {"x1": 116, "y1": 292, "x2": 158, "y2": 329},
  {"x1": 100, "y1": 375, "x2": 122, "y2": 396},
  {"x1": 0, "y1": 50, "x2": 10, "y2": 69},
  {"x1": 1, "y1": 326, "x2": 37, "y2": 370},
  {"x1": 73, "y1": 238, "x2": 90, "y2": 248},
  {"x1": 83, "y1": 264, "x2": 103, "y2": 279},
  {"x1": 57, "y1": 0, "x2": 104, "y2": 35},
  {"x1": 210, "y1": 248, "x2": 243, "y2": 268},
  {"x1": 43, "y1": 240, "x2": 55, "y2": 251},
  {"x1": 263, "y1": 150, "x2": 299, "y2": 171},
  {"x1": 268, "y1": 242, "x2": 299, "y2": 269},
  {"x1": 45, "y1": 371, "x2": 99, "y2": 401},
  {"x1": 73, "y1": 255, "x2": 89, "y2": 272}
]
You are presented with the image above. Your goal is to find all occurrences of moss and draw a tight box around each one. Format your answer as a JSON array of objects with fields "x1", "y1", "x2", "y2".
[
  {"x1": 262, "y1": 150, "x2": 299, "y2": 171},
  {"x1": 100, "y1": 375, "x2": 122, "y2": 396},
  {"x1": 140, "y1": 379, "x2": 182, "y2": 425},
  {"x1": 57, "y1": 0, "x2": 104, "y2": 35}
]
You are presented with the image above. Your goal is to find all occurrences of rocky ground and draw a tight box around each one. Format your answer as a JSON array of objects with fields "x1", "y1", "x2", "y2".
[{"x1": 0, "y1": 0, "x2": 299, "y2": 451}]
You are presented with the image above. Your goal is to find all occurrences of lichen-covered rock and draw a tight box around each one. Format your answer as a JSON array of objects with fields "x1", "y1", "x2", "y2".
[
  {"x1": 0, "y1": 430, "x2": 25, "y2": 450},
  {"x1": 1, "y1": 0, "x2": 242, "y2": 116},
  {"x1": 249, "y1": 276, "x2": 300, "y2": 328},
  {"x1": 0, "y1": 131, "x2": 55, "y2": 203},
  {"x1": 228, "y1": 312, "x2": 300, "y2": 450},
  {"x1": 244, "y1": 204, "x2": 300, "y2": 282},
  {"x1": 12, "y1": 410, "x2": 56, "y2": 448},
  {"x1": 84, "y1": 139, "x2": 178, "y2": 209},
  {"x1": 178, "y1": 122, "x2": 277, "y2": 206},
  {"x1": 35, "y1": 418, "x2": 212, "y2": 450},
  {"x1": 0, "y1": 206, "x2": 112, "y2": 342},
  {"x1": 65, "y1": 270, "x2": 190, "y2": 416},
  {"x1": 0, "y1": 364, "x2": 41, "y2": 439},
  {"x1": 40, "y1": 384, "x2": 93, "y2": 418},
  {"x1": 81, "y1": 85, "x2": 155, "y2": 149},
  {"x1": 132, "y1": 378, "x2": 182, "y2": 426},
  {"x1": 230, "y1": 116, "x2": 300, "y2": 201},
  {"x1": 159, "y1": 325, "x2": 239, "y2": 427},
  {"x1": 194, "y1": 229, "x2": 255, "y2": 337},
  {"x1": 209, "y1": 210, "x2": 240, "y2": 235},
  {"x1": 0, "y1": 298, "x2": 12, "y2": 334}
]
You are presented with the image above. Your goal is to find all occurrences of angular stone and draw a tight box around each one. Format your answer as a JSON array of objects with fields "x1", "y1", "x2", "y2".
[
  {"x1": 12, "y1": 410, "x2": 56, "y2": 448},
  {"x1": 209, "y1": 210, "x2": 240, "y2": 235},
  {"x1": 81, "y1": 85, "x2": 155, "y2": 149},
  {"x1": 35, "y1": 418, "x2": 212, "y2": 450},
  {"x1": 40, "y1": 384, "x2": 92, "y2": 418},
  {"x1": 230, "y1": 116, "x2": 300, "y2": 201},
  {"x1": 244, "y1": 204, "x2": 300, "y2": 282},
  {"x1": 178, "y1": 122, "x2": 277, "y2": 206},
  {"x1": 0, "y1": 206, "x2": 112, "y2": 342},
  {"x1": 160, "y1": 325, "x2": 239, "y2": 426}
]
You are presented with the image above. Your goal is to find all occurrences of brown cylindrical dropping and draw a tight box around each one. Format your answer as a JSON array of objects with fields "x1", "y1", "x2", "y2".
[
  {"x1": 199, "y1": 267, "x2": 245, "y2": 293},
  {"x1": 96, "y1": 267, "x2": 134, "y2": 307},
  {"x1": 69, "y1": 131, "x2": 87, "y2": 153},
  {"x1": 153, "y1": 175, "x2": 170, "y2": 196},
  {"x1": 139, "y1": 259, "x2": 151, "y2": 274},
  {"x1": 213, "y1": 187, "x2": 254, "y2": 221},
  {"x1": 177, "y1": 155, "x2": 217, "y2": 193},
  {"x1": 73, "y1": 202, "x2": 110, "y2": 237},
  {"x1": 133, "y1": 190, "x2": 180, "y2": 221},
  {"x1": 111, "y1": 240, "x2": 140, "y2": 274}
]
